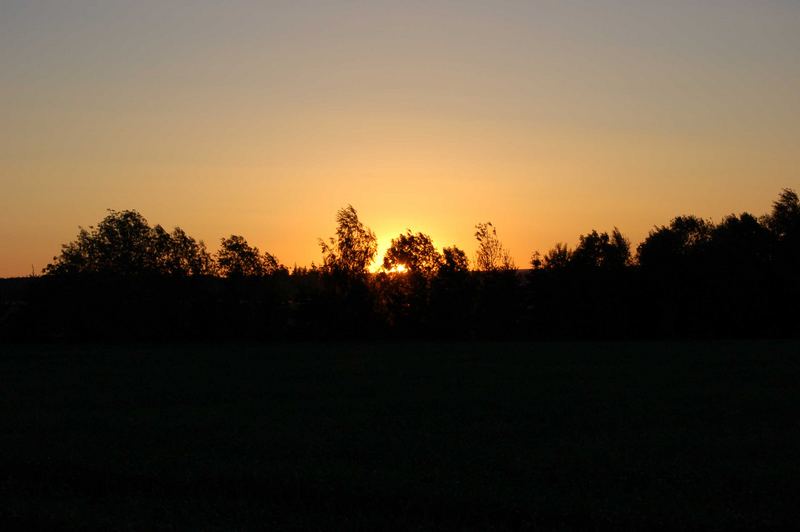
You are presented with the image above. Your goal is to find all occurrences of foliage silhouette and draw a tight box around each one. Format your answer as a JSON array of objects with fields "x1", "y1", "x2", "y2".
[
  {"x1": 216, "y1": 235, "x2": 282, "y2": 278},
  {"x1": 156, "y1": 227, "x2": 215, "y2": 276},
  {"x1": 536, "y1": 243, "x2": 571, "y2": 270},
  {"x1": 383, "y1": 230, "x2": 442, "y2": 276},
  {"x1": 636, "y1": 215, "x2": 713, "y2": 271},
  {"x1": 763, "y1": 187, "x2": 800, "y2": 298},
  {"x1": 470, "y1": 223, "x2": 518, "y2": 337},
  {"x1": 528, "y1": 227, "x2": 635, "y2": 339},
  {"x1": 374, "y1": 232, "x2": 463, "y2": 337},
  {"x1": 4, "y1": 188, "x2": 799, "y2": 341},
  {"x1": 44, "y1": 209, "x2": 213, "y2": 276},
  {"x1": 319, "y1": 205, "x2": 377, "y2": 277},
  {"x1": 440, "y1": 246, "x2": 469, "y2": 275},
  {"x1": 571, "y1": 228, "x2": 631, "y2": 270},
  {"x1": 314, "y1": 205, "x2": 379, "y2": 337},
  {"x1": 763, "y1": 188, "x2": 800, "y2": 242},
  {"x1": 430, "y1": 245, "x2": 474, "y2": 335},
  {"x1": 474, "y1": 222, "x2": 515, "y2": 272}
]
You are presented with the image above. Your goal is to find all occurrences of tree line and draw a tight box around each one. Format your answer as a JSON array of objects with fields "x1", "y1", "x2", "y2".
[{"x1": 1, "y1": 189, "x2": 798, "y2": 341}]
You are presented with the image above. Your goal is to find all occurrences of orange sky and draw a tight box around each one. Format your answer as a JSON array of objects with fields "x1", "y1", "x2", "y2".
[{"x1": 2, "y1": 1, "x2": 799, "y2": 277}]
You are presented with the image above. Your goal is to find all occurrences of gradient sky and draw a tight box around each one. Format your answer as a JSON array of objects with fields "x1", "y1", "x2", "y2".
[{"x1": 2, "y1": 0, "x2": 799, "y2": 276}]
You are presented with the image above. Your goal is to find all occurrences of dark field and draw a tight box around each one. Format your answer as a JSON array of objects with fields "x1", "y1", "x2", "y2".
[{"x1": 2, "y1": 341, "x2": 799, "y2": 530}]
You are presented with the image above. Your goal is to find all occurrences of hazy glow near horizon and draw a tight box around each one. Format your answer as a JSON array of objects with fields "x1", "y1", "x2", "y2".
[{"x1": 2, "y1": 1, "x2": 799, "y2": 276}]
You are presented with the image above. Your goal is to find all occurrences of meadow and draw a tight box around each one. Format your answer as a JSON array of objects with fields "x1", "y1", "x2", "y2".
[{"x1": 2, "y1": 341, "x2": 799, "y2": 530}]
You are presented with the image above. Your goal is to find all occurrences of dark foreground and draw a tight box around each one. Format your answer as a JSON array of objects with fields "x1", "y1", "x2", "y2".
[{"x1": 2, "y1": 342, "x2": 799, "y2": 530}]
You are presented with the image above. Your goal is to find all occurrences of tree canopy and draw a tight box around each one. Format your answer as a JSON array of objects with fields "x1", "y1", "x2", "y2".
[
  {"x1": 636, "y1": 215, "x2": 713, "y2": 270},
  {"x1": 216, "y1": 235, "x2": 282, "y2": 278},
  {"x1": 44, "y1": 209, "x2": 214, "y2": 276},
  {"x1": 383, "y1": 230, "x2": 442, "y2": 276},
  {"x1": 763, "y1": 188, "x2": 800, "y2": 242},
  {"x1": 440, "y1": 246, "x2": 469, "y2": 275},
  {"x1": 571, "y1": 228, "x2": 631, "y2": 270}
]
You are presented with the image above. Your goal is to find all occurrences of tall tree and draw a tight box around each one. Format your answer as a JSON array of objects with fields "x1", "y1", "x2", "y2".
[
  {"x1": 319, "y1": 205, "x2": 377, "y2": 276},
  {"x1": 474, "y1": 222, "x2": 515, "y2": 272}
]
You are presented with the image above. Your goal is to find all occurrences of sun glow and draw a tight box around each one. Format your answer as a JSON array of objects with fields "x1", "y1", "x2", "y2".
[
  {"x1": 387, "y1": 264, "x2": 408, "y2": 274},
  {"x1": 1, "y1": 3, "x2": 798, "y2": 278}
]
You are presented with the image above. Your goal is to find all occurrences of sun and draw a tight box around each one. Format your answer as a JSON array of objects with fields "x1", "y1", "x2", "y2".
[{"x1": 386, "y1": 264, "x2": 408, "y2": 274}]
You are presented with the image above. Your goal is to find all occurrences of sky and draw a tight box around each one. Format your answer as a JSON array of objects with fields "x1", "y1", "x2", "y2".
[{"x1": 1, "y1": 0, "x2": 799, "y2": 276}]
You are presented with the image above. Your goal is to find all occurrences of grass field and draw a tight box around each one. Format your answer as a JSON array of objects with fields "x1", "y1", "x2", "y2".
[{"x1": 2, "y1": 341, "x2": 799, "y2": 530}]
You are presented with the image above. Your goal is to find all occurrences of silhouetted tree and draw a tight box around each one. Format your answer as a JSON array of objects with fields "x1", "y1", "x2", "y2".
[
  {"x1": 538, "y1": 243, "x2": 571, "y2": 270},
  {"x1": 44, "y1": 209, "x2": 212, "y2": 276},
  {"x1": 440, "y1": 246, "x2": 469, "y2": 274},
  {"x1": 471, "y1": 223, "x2": 518, "y2": 337},
  {"x1": 316, "y1": 205, "x2": 378, "y2": 337},
  {"x1": 45, "y1": 210, "x2": 151, "y2": 275},
  {"x1": 39, "y1": 210, "x2": 223, "y2": 341},
  {"x1": 154, "y1": 226, "x2": 215, "y2": 276},
  {"x1": 708, "y1": 213, "x2": 771, "y2": 266},
  {"x1": 319, "y1": 205, "x2": 377, "y2": 276},
  {"x1": 474, "y1": 222, "x2": 515, "y2": 272},
  {"x1": 758, "y1": 188, "x2": 800, "y2": 334},
  {"x1": 383, "y1": 231, "x2": 442, "y2": 276},
  {"x1": 374, "y1": 231, "x2": 449, "y2": 335},
  {"x1": 637, "y1": 216, "x2": 713, "y2": 270},
  {"x1": 430, "y1": 245, "x2": 473, "y2": 334},
  {"x1": 526, "y1": 228, "x2": 633, "y2": 339},
  {"x1": 762, "y1": 188, "x2": 800, "y2": 275},
  {"x1": 216, "y1": 235, "x2": 280, "y2": 278},
  {"x1": 635, "y1": 216, "x2": 715, "y2": 336},
  {"x1": 763, "y1": 188, "x2": 800, "y2": 242},
  {"x1": 571, "y1": 228, "x2": 630, "y2": 270},
  {"x1": 701, "y1": 212, "x2": 774, "y2": 334}
]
